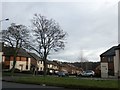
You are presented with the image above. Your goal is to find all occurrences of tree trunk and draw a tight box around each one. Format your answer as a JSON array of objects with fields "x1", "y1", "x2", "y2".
[
  {"x1": 43, "y1": 59, "x2": 47, "y2": 76},
  {"x1": 43, "y1": 54, "x2": 47, "y2": 77},
  {"x1": 11, "y1": 53, "x2": 17, "y2": 76},
  {"x1": 33, "y1": 66, "x2": 38, "y2": 76},
  {"x1": 11, "y1": 48, "x2": 18, "y2": 76}
]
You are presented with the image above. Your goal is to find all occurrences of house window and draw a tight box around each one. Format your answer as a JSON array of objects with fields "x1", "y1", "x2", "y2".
[
  {"x1": 108, "y1": 57, "x2": 113, "y2": 62},
  {"x1": 19, "y1": 64, "x2": 23, "y2": 71},
  {"x1": 5, "y1": 56, "x2": 10, "y2": 61},
  {"x1": 50, "y1": 64, "x2": 52, "y2": 68},
  {"x1": 39, "y1": 67, "x2": 43, "y2": 71},
  {"x1": 26, "y1": 59, "x2": 28, "y2": 64},
  {"x1": 26, "y1": 58, "x2": 28, "y2": 62},
  {"x1": 16, "y1": 57, "x2": 20, "y2": 61},
  {"x1": 10, "y1": 56, "x2": 14, "y2": 61},
  {"x1": 102, "y1": 57, "x2": 105, "y2": 59},
  {"x1": 48, "y1": 64, "x2": 50, "y2": 68},
  {"x1": 101, "y1": 57, "x2": 106, "y2": 62},
  {"x1": 41, "y1": 61, "x2": 42, "y2": 64},
  {"x1": 108, "y1": 69, "x2": 114, "y2": 76},
  {"x1": 26, "y1": 65, "x2": 28, "y2": 69},
  {"x1": 21, "y1": 57, "x2": 26, "y2": 61},
  {"x1": 40, "y1": 67, "x2": 43, "y2": 71}
]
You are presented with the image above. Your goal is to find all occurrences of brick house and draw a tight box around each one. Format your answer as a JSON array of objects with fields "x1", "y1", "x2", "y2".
[
  {"x1": 100, "y1": 44, "x2": 120, "y2": 78},
  {"x1": 47, "y1": 60, "x2": 59, "y2": 74},
  {"x1": 59, "y1": 62, "x2": 82, "y2": 75},
  {"x1": 94, "y1": 65, "x2": 101, "y2": 77},
  {"x1": 47, "y1": 61, "x2": 82, "y2": 75},
  {"x1": 2, "y1": 46, "x2": 31, "y2": 71},
  {"x1": 1, "y1": 42, "x2": 84, "y2": 75},
  {"x1": 28, "y1": 53, "x2": 44, "y2": 71},
  {"x1": 1, "y1": 44, "x2": 44, "y2": 72}
]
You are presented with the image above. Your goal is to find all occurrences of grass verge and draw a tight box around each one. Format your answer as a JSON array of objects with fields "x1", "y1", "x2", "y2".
[{"x1": 10, "y1": 76, "x2": 119, "y2": 89}]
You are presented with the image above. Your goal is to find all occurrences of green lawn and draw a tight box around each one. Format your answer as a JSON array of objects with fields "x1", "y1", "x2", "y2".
[
  {"x1": 2, "y1": 72, "x2": 119, "y2": 89},
  {"x1": 12, "y1": 76, "x2": 119, "y2": 89}
]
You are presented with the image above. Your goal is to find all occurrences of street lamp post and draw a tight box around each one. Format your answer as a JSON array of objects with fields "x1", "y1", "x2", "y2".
[
  {"x1": 0, "y1": 18, "x2": 9, "y2": 41},
  {"x1": 0, "y1": 18, "x2": 9, "y2": 30},
  {"x1": 0, "y1": 18, "x2": 9, "y2": 22},
  {"x1": 0, "y1": 18, "x2": 9, "y2": 90},
  {"x1": 0, "y1": 18, "x2": 9, "y2": 31}
]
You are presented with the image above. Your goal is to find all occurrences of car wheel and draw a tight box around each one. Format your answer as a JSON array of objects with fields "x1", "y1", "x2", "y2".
[{"x1": 90, "y1": 75, "x2": 93, "y2": 77}]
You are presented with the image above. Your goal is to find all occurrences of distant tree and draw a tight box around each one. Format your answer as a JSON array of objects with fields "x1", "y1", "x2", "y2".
[
  {"x1": 78, "y1": 50, "x2": 89, "y2": 70},
  {"x1": 2, "y1": 23, "x2": 29, "y2": 75},
  {"x1": 29, "y1": 14, "x2": 67, "y2": 76}
]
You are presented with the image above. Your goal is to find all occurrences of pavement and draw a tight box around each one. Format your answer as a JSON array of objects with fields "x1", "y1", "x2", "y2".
[
  {"x1": 2, "y1": 76, "x2": 19, "y2": 82},
  {"x1": 2, "y1": 76, "x2": 60, "y2": 87},
  {"x1": 1, "y1": 76, "x2": 78, "y2": 90},
  {"x1": 2, "y1": 81, "x2": 64, "y2": 88}
]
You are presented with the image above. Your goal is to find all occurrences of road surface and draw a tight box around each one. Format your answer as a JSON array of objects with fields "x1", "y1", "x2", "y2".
[{"x1": 2, "y1": 81, "x2": 78, "y2": 90}]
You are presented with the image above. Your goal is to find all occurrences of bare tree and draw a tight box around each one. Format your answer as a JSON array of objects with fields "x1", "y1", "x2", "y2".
[
  {"x1": 78, "y1": 50, "x2": 89, "y2": 70},
  {"x1": 2, "y1": 23, "x2": 29, "y2": 75},
  {"x1": 30, "y1": 14, "x2": 67, "y2": 76}
]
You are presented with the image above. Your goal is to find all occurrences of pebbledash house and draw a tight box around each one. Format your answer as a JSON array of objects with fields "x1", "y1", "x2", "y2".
[{"x1": 100, "y1": 44, "x2": 120, "y2": 78}]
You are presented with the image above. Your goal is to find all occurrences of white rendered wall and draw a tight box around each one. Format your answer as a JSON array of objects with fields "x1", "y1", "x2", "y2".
[
  {"x1": 101, "y1": 63, "x2": 108, "y2": 78},
  {"x1": 10, "y1": 61, "x2": 27, "y2": 71},
  {"x1": 28, "y1": 58, "x2": 31, "y2": 70},
  {"x1": 37, "y1": 61, "x2": 44, "y2": 71}
]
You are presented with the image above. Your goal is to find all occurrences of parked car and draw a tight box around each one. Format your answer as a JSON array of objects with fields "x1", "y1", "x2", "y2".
[
  {"x1": 57, "y1": 71, "x2": 69, "y2": 77},
  {"x1": 79, "y1": 70, "x2": 95, "y2": 77}
]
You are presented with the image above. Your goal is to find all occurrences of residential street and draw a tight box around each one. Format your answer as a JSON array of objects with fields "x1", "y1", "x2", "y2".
[
  {"x1": 2, "y1": 81, "x2": 78, "y2": 90},
  {"x1": 2, "y1": 81, "x2": 62, "y2": 88}
]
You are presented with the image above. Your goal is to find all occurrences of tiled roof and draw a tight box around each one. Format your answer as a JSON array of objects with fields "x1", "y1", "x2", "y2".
[
  {"x1": 2, "y1": 46, "x2": 43, "y2": 61},
  {"x1": 116, "y1": 44, "x2": 120, "y2": 49},
  {"x1": 1, "y1": 41, "x2": 43, "y2": 61},
  {"x1": 47, "y1": 60, "x2": 60, "y2": 66},
  {"x1": 2, "y1": 46, "x2": 30, "y2": 57},
  {"x1": 28, "y1": 53, "x2": 42, "y2": 61},
  {"x1": 100, "y1": 45, "x2": 119, "y2": 57},
  {"x1": 100, "y1": 46, "x2": 117, "y2": 57}
]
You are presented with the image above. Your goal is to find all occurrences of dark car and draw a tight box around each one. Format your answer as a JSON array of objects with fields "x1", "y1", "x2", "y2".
[
  {"x1": 57, "y1": 71, "x2": 69, "y2": 77},
  {"x1": 79, "y1": 70, "x2": 95, "y2": 77}
]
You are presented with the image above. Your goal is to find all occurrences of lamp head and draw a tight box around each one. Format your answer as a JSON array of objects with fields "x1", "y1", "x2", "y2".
[{"x1": 5, "y1": 18, "x2": 9, "y2": 21}]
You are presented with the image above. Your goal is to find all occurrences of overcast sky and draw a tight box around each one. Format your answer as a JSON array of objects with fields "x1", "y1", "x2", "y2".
[{"x1": 1, "y1": 0, "x2": 119, "y2": 62}]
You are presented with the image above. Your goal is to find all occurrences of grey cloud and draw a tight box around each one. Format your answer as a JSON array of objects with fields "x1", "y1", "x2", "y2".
[{"x1": 2, "y1": 2, "x2": 118, "y2": 62}]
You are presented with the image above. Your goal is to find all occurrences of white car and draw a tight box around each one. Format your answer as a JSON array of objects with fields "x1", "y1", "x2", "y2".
[{"x1": 80, "y1": 70, "x2": 95, "y2": 77}]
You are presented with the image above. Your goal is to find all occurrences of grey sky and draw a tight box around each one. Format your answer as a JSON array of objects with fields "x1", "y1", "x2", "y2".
[{"x1": 1, "y1": 0, "x2": 119, "y2": 62}]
